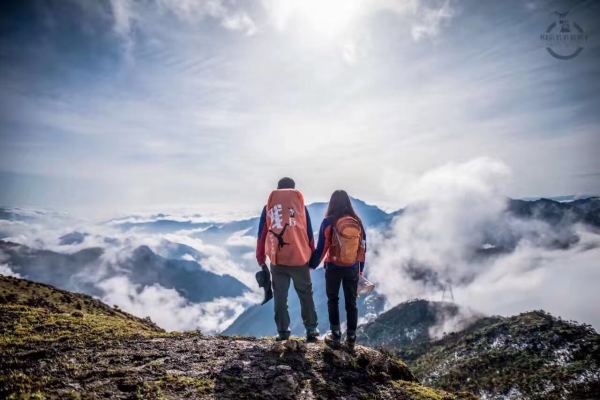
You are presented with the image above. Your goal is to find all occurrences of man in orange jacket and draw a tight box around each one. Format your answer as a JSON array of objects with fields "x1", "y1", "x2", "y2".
[{"x1": 256, "y1": 177, "x2": 319, "y2": 341}]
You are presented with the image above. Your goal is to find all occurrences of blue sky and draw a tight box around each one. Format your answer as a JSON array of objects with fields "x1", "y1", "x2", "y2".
[{"x1": 1, "y1": 0, "x2": 599, "y2": 217}]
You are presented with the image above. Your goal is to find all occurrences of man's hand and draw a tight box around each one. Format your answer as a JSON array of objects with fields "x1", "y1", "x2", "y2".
[{"x1": 261, "y1": 263, "x2": 269, "y2": 272}]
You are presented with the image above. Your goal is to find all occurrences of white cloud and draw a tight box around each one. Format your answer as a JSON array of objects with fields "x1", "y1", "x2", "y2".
[
  {"x1": 198, "y1": 254, "x2": 257, "y2": 289},
  {"x1": 221, "y1": 12, "x2": 257, "y2": 36},
  {"x1": 368, "y1": 158, "x2": 600, "y2": 329},
  {"x1": 225, "y1": 229, "x2": 256, "y2": 247},
  {"x1": 342, "y1": 40, "x2": 362, "y2": 64},
  {"x1": 261, "y1": 0, "x2": 455, "y2": 42},
  {"x1": 6, "y1": 0, "x2": 597, "y2": 215},
  {"x1": 0, "y1": 263, "x2": 21, "y2": 278},
  {"x1": 411, "y1": 0, "x2": 456, "y2": 41},
  {"x1": 157, "y1": 233, "x2": 257, "y2": 287},
  {"x1": 108, "y1": 0, "x2": 136, "y2": 62},
  {"x1": 98, "y1": 275, "x2": 259, "y2": 333},
  {"x1": 261, "y1": 0, "x2": 366, "y2": 37},
  {"x1": 109, "y1": 0, "x2": 258, "y2": 47},
  {"x1": 0, "y1": 211, "x2": 262, "y2": 333},
  {"x1": 161, "y1": 234, "x2": 227, "y2": 257},
  {"x1": 370, "y1": 157, "x2": 511, "y2": 302},
  {"x1": 428, "y1": 304, "x2": 481, "y2": 339},
  {"x1": 457, "y1": 231, "x2": 600, "y2": 329},
  {"x1": 0, "y1": 211, "x2": 259, "y2": 292},
  {"x1": 110, "y1": 0, "x2": 134, "y2": 37},
  {"x1": 181, "y1": 253, "x2": 195, "y2": 261}
]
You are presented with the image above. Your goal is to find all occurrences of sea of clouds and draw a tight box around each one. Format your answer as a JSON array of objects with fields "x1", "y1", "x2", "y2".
[
  {"x1": 369, "y1": 158, "x2": 600, "y2": 330},
  {"x1": 1, "y1": 157, "x2": 599, "y2": 333},
  {"x1": 0, "y1": 211, "x2": 261, "y2": 333}
]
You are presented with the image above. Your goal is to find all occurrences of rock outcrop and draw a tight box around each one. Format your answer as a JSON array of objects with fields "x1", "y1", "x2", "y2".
[{"x1": 0, "y1": 276, "x2": 476, "y2": 399}]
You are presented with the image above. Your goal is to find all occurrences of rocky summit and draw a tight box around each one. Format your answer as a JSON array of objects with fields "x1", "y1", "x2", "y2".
[{"x1": 0, "y1": 276, "x2": 476, "y2": 399}]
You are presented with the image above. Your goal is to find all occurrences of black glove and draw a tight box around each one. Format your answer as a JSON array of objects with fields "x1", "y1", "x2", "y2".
[{"x1": 255, "y1": 264, "x2": 273, "y2": 305}]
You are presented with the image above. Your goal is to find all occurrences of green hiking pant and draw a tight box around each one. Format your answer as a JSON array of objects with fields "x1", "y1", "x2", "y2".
[{"x1": 270, "y1": 264, "x2": 318, "y2": 335}]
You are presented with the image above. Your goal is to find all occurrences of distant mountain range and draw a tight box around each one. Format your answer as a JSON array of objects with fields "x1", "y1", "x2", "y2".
[
  {"x1": 106, "y1": 197, "x2": 397, "y2": 241},
  {"x1": 1, "y1": 197, "x2": 598, "y2": 245},
  {"x1": 507, "y1": 197, "x2": 600, "y2": 230},
  {"x1": 356, "y1": 299, "x2": 600, "y2": 400},
  {"x1": 1, "y1": 195, "x2": 599, "y2": 337},
  {"x1": 0, "y1": 241, "x2": 249, "y2": 304},
  {"x1": 104, "y1": 195, "x2": 599, "y2": 232}
]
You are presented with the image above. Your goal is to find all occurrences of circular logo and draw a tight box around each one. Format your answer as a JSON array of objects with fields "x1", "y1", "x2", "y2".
[{"x1": 540, "y1": 11, "x2": 588, "y2": 60}]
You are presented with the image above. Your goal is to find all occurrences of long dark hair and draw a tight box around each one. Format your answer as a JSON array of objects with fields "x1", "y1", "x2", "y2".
[{"x1": 326, "y1": 190, "x2": 363, "y2": 227}]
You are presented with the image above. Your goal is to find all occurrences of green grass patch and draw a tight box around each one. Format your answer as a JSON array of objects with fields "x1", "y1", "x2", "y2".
[
  {"x1": 392, "y1": 380, "x2": 457, "y2": 400},
  {"x1": 137, "y1": 374, "x2": 215, "y2": 399},
  {"x1": 0, "y1": 304, "x2": 167, "y2": 349}
]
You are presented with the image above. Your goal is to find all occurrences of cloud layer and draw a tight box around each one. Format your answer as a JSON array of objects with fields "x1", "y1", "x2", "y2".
[
  {"x1": 98, "y1": 275, "x2": 259, "y2": 332},
  {"x1": 0, "y1": 210, "x2": 261, "y2": 333},
  {"x1": 1, "y1": 156, "x2": 600, "y2": 332},
  {"x1": 369, "y1": 158, "x2": 600, "y2": 329}
]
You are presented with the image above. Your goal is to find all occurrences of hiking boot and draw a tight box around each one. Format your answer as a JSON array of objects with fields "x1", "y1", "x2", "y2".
[
  {"x1": 306, "y1": 328, "x2": 320, "y2": 343},
  {"x1": 276, "y1": 332, "x2": 290, "y2": 341},
  {"x1": 346, "y1": 331, "x2": 356, "y2": 351},
  {"x1": 324, "y1": 330, "x2": 342, "y2": 348}
]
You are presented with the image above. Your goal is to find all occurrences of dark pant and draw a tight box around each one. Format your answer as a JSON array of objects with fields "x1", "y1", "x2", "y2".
[
  {"x1": 325, "y1": 266, "x2": 359, "y2": 333},
  {"x1": 270, "y1": 264, "x2": 318, "y2": 335}
]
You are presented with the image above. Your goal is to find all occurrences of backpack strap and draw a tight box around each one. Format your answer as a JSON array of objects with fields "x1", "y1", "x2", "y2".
[
  {"x1": 329, "y1": 217, "x2": 341, "y2": 248},
  {"x1": 268, "y1": 223, "x2": 290, "y2": 250}
]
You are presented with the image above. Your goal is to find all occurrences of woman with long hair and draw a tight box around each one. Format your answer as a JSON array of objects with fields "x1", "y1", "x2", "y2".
[{"x1": 309, "y1": 190, "x2": 366, "y2": 349}]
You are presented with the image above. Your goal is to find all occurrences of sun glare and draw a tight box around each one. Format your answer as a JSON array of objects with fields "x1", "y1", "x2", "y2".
[{"x1": 268, "y1": 0, "x2": 364, "y2": 39}]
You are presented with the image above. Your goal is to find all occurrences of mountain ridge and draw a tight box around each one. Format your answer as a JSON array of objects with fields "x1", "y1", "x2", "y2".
[
  {"x1": 356, "y1": 299, "x2": 600, "y2": 400},
  {"x1": 0, "y1": 276, "x2": 477, "y2": 400},
  {"x1": 0, "y1": 240, "x2": 250, "y2": 307},
  {"x1": 2, "y1": 195, "x2": 599, "y2": 226}
]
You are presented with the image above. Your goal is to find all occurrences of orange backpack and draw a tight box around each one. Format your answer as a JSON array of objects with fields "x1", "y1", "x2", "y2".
[
  {"x1": 265, "y1": 189, "x2": 312, "y2": 266},
  {"x1": 329, "y1": 216, "x2": 364, "y2": 267}
]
